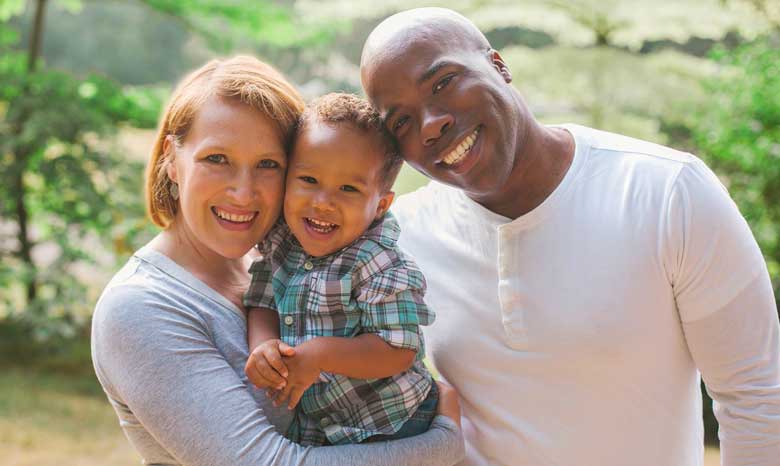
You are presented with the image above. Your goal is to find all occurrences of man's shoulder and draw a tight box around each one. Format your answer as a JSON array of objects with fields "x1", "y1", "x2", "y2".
[
  {"x1": 571, "y1": 124, "x2": 695, "y2": 167},
  {"x1": 393, "y1": 181, "x2": 460, "y2": 224}
]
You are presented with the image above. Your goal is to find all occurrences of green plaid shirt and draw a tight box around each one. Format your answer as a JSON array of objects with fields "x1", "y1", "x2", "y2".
[{"x1": 244, "y1": 212, "x2": 435, "y2": 445}]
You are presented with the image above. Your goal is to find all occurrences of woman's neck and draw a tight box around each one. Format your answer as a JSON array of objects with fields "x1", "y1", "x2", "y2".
[{"x1": 149, "y1": 227, "x2": 255, "y2": 309}]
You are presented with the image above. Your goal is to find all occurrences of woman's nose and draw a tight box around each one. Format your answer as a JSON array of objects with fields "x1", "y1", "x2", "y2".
[{"x1": 227, "y1": 170, "x2": 256, "y2": 204}]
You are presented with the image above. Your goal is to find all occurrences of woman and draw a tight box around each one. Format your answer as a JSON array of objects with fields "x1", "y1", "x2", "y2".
[{"x1": 91, "y1": 56, "x2": 464, "y2": 465}]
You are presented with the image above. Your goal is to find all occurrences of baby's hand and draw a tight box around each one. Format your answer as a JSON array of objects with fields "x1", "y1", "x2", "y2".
[
  {"x1": 271, "y1": 343, "x2": 323, "y2": 410},
  {"x1": 245, "y1": 339, "x2": 295, "y2": 390}
]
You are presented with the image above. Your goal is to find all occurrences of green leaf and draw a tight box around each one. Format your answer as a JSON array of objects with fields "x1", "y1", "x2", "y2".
[{"x1": 0, "y1": 0, "x2": 24, "y2": 21}]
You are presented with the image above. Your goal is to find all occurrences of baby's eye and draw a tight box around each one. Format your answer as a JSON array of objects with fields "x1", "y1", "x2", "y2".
[
  {"x1": 340, "y1": 185, "x2": 359, "y2": 193},
  {"x1": 258, "y1": 159, "x2": 279, "y2": 169},
  {"x1": 392, "y1": 116, "x2": 409, "y2": 133},
  {"x1": 299, "y1": 176, "x2": 317, "y2": 184},
  {"x1": 205, "y1": 154, "x2": 227, "y2": 164}
]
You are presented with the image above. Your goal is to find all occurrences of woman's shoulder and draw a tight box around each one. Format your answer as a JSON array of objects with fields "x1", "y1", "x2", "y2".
[{"x1": 93, "y1": 246, "x2": 212, "y2": 332}]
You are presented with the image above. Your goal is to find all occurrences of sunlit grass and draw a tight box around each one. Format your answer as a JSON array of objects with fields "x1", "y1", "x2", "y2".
[{"x1": 0, "y1": 367, "x2": 139, "y2": 466}]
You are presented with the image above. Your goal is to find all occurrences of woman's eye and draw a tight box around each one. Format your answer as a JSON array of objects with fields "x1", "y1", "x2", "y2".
[
  {"x1": 341, "y1": 185, "x2": 359, "y2": 193},
  {"x1": 205, "y1": 154, "x2": 227, "y2": 164},
  {"x1": 300, "y1": 176, "x2": 317, "y2": 184},
  {"x1": 258, "y1": 159, "x2": 279, "y2": 169},
  {"x1": 433, "y1": 74, "x2": 454, "y2": 94}
]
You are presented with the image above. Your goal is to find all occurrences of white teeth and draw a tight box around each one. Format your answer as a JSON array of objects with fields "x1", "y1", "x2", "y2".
[
  {"x1": 306, "y1": 218, "x2": 337, "y2": 232},
  {"x1": 214, "y1": 208, "x2": 255, "y2": 223},
  {"x1": 442, "y1": 128, "x2": 479, "y2": 166}
]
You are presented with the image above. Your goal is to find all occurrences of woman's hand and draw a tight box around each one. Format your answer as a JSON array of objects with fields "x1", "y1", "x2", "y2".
[{"x1": 435, "y1": 380, "x2": 461, "y2": 428}]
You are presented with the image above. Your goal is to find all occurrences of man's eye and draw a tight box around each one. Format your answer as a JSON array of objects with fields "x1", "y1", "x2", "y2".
[
  {"x1": 340, "y1": 185, "x2": 359, "y2": 193},
  {"x1": 433, "y1": 74, "x2": 454, "y2": 94},
  {"x1": 205, "y1": 154, "x2": 227, "y2": 164},
  {"x1": 300, "y1": 176, "x2": 317, "y2": 184},
  {"x1": 258, "y1": 159, "x2": 279, "y2": 169}
]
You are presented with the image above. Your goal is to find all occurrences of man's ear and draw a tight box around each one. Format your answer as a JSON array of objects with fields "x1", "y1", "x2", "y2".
[
  {"x1": 163, "y1": 135, "x2": 178, "y2": 183},
  {"x1": 490, "y1": 49, "x2": 512, "y2": 83},
  {"x1": 375, "y1": 191, "x2": 395, "y2": 220}
]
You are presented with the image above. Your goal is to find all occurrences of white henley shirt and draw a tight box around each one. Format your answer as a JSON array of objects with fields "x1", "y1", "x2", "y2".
[{"x1": 392, "y1": 124, "x2": 780, "y2": 466}]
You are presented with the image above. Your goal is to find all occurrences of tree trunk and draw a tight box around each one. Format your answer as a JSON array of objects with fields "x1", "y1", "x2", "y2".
[
  {"x1": 27, "y1": 0, "x2": 47, "y2": 72},
  {"x1": 14, "y1": 0, "x2": 49, "y2": 307}
]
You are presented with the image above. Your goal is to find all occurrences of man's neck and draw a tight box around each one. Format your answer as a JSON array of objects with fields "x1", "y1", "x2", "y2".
[{"x1": 470, "y1": 125, "x2": 575, "y2": 220}]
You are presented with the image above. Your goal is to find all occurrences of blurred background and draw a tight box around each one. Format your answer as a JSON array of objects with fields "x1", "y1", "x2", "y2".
[{"x1": 1, "y1": 0, "x2": 778, "y2": 464}]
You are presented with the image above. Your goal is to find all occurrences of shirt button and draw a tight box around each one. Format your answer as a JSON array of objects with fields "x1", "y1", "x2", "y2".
[
  {"x1": 283, "y1": 316, "x2": 294, "y2": 326},
  {"x1": 303, "y1": 261, "x2": 314, "y2": 271},
  {"x1": 319, "y1": 417, "x2": 331, "y2": 428}
]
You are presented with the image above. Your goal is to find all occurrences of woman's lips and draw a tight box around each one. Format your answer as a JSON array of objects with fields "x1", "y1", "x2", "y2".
[{"x1": 211, "y1": 207, "x2": 258, "y2": 231}]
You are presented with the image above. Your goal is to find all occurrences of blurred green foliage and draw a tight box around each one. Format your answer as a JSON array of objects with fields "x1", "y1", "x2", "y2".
[
  {"x1": 0, "y1": 45, "x2": 159, "y2": 336},
  {"x1": 691, "y1": 34, "x2": 780, "y2": 303},
  {"x1": 0, "y1": 0, "x2": 337, "y2": 339}
]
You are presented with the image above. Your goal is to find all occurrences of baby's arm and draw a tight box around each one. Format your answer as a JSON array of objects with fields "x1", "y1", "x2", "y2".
[
  {"x1": 272, "y1": 334, "x2": 417, "y2": 409},
  {"x1": 275, "y1": 251, "x2": 433, "y2": 409},
  {"x1": 302, "y1": 334, "x2": 416, "y2": 378},
  {"x1": 245, "y1": 307, "x2": 295, "y2": 390}
]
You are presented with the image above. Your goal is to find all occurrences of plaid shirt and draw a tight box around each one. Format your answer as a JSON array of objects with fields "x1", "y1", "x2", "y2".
[{"x1": 244, "y1": 212, "x2": 435, "y2": 445}]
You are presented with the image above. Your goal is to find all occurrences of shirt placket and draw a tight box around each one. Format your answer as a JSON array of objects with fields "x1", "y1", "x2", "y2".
[{"x1": 497, "y1": 224, "x2": 530, "y2": 349}]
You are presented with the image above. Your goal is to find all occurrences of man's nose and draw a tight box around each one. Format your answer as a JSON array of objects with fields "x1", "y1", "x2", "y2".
[{"x1": 420, "y1": 107, "x2": 453, "y2": 147}]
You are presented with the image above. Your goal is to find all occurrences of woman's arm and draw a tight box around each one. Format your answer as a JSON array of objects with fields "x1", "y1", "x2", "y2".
[{"x1": 92, "y1": 285, "x2": 463, "y2": 466}]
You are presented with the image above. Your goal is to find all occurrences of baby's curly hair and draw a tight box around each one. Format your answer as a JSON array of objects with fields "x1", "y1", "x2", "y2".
[{"x1": 297, "y1": 93, "x2": 402, "y2": 191}]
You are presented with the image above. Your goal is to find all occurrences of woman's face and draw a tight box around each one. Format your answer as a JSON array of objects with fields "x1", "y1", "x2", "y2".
[{"x1": 166, "y1": 95, "x2": 287, "y2": 259}]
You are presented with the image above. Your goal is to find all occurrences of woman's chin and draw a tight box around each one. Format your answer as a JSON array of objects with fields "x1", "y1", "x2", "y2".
[{"x1": 210, "y1": 239, "x2": 257, "y2": 259}]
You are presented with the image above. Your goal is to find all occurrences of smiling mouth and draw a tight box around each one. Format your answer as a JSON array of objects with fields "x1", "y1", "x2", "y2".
[
  {"x1": 212, "y1": 207, "x2": 258, "y2": 224},
  {"x1": 438, "y1": 127, "x2": 480, "y2": 166},
  {"x1": 305, "y1": 217, "x2": 339, "y2": 234}
]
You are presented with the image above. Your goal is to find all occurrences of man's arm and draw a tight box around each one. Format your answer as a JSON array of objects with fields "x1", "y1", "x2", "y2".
[{"x1": 665, "y1": 159, "x2": 780, "y2": 465}]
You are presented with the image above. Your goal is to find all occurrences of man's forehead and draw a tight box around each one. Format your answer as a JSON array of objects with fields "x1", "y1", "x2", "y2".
[{"x1": 365, "y1": 47, "x2": 468, "y2": 113}]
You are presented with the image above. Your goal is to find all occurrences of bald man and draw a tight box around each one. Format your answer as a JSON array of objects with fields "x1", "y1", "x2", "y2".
[{"x1": 360, "y1": 8, "x2": 780, "y2": 466}]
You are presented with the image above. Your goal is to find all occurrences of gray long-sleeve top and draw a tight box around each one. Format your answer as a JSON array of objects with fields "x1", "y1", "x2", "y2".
[{"x1": 91, "y1": 245, "x2": 464, "y2": 466}]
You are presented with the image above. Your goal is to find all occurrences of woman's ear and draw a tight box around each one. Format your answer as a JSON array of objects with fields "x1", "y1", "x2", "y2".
[
  {"x1": 375, "y1": 191, "x2": 395, "y2": 220},
  {"x1": 163, "y1": 135, "x2": 178, "y2": 183}
]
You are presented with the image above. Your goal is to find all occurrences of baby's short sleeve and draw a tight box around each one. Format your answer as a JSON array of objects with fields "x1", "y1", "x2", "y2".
[{"x1": 354, "y1": 249, "x2": 435, "y2": 353}]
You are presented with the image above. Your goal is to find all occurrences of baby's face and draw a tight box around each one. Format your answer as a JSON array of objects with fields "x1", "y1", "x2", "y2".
[{"x1": 284, "y1": 121, "x2": 394, "y2": 257}]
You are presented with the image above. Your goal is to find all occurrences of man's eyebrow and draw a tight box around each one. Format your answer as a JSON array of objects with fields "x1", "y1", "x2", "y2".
[
  {"x1": 381, "y1": 60, "x2": 457, "y2": 126},
  {"x1": 418, "y1": 60, "x2": 456, "y2": 86}
]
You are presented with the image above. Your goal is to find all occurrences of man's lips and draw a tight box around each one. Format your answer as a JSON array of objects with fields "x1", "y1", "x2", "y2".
[{"x1": 435, "y1": 126, "x2": 481, "y2": 167}]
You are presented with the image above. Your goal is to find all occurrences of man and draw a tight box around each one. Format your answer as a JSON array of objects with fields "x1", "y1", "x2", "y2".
[{"x1": 360, "y1": 7, "x2": 780, "y2": 466}]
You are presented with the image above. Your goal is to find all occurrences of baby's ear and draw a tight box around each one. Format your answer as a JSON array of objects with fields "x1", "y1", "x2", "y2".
[{"x1": 375, "y1": 191, "x2": 395, "y2": 220}]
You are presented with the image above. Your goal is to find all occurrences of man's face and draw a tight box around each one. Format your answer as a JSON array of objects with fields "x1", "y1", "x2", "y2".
[{"x1": 362, "y1": 38, "x2": 520, "y2": 199}]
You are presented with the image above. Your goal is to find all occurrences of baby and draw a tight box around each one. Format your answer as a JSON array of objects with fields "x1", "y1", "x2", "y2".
[{"x1": 243, "y1": 93, "x2": 437, "y2": 446}]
